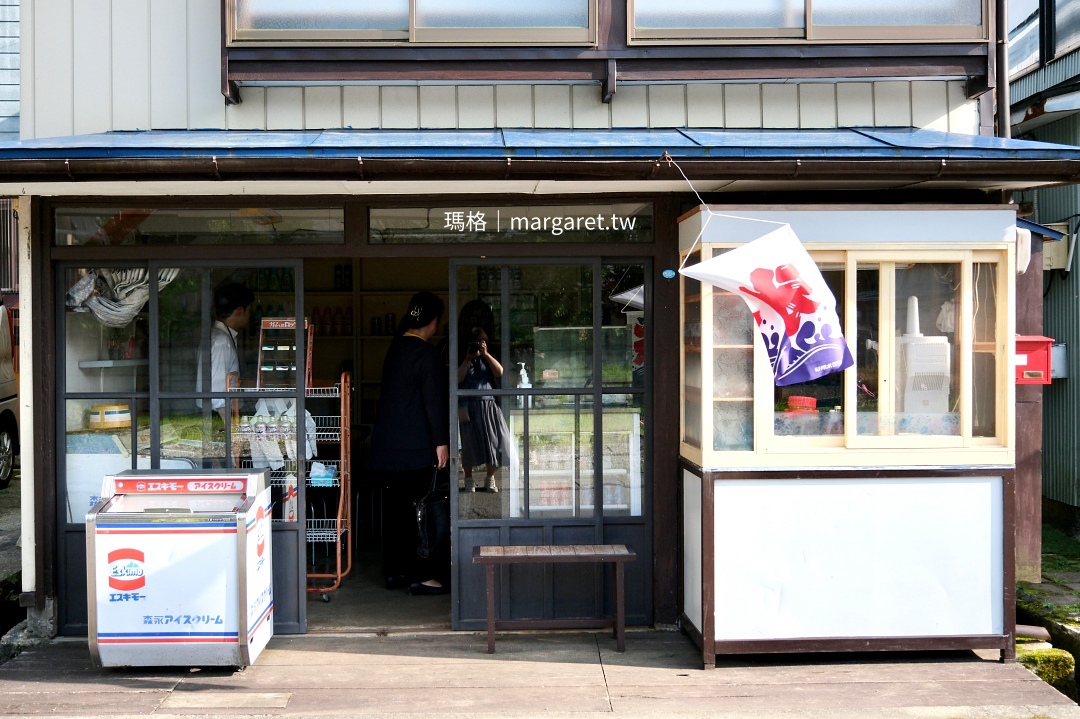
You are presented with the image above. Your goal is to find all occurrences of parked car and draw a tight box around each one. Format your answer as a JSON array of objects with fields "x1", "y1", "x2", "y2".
[{"x1": 0, "y1": 305, "x2": 18, "y2": 489}]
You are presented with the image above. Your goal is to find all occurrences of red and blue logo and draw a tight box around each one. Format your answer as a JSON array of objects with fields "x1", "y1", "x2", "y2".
[
  {"x1": 256, "y1": 506, "x2": 267, "y2": 558},
  {"x1": 107, "y1": 548, "x2": 146, "y2": 591}
]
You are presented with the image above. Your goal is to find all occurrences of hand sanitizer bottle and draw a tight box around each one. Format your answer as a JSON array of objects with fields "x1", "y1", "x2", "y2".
[{"x1": 517, "y1": 362, "x2": 532, "y2": 408}]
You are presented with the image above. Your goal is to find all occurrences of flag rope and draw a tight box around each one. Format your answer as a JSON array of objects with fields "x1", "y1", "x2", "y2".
[{"x1": 660, "y1": 152, "x2": 788, "y2": 271}]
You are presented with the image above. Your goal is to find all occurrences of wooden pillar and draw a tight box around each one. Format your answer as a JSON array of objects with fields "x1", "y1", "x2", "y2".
[{"x1": 1015, "y1": 235, "x2": 1044, "y2": 583}]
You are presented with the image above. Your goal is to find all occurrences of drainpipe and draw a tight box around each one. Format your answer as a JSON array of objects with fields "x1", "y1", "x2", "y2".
[{"x1": 997, "y1": 0, "x2": 1011, "y2": 139}]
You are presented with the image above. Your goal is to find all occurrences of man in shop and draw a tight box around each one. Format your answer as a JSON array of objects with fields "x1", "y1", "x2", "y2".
[{"x1": 197, "y1": 282, "x2": 254, "y2": 426}]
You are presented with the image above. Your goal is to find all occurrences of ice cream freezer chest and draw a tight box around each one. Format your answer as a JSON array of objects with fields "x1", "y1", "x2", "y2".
[{"x1": 86, "y1": 470, "x2": 273, "y2": 668}]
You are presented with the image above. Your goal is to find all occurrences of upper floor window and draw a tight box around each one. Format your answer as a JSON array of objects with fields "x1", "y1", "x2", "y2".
[
  {"x1": 630, "y1": 0, "x2": 986, "y2": 42},
  {"x1": 1009, "y1": 0, "x2": 1041, "y2": 75},
  {"x1": 1056, "y1": 0, "x2": 1080, "y2": 56},
  {"x1": 229, "y1": 0, "x2": 596, "y2": 45}
]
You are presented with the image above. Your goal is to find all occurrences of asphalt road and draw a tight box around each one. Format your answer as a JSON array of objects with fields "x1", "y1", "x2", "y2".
[{"x1": 0, "y1": 470, "x2": 19, "y2": 579}]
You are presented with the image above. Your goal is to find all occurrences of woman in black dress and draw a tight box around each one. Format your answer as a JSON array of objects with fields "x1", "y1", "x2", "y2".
[{"x1": 368, "y1": 291, "x2": 451, "y2": 596}]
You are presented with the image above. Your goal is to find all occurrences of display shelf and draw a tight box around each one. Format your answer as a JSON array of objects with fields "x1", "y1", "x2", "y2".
[
  {"x1": 227, "y1": 383, "x2": 341, "y2": 398},
  {"x1": 78, "y1": 359, "x2": 149, "y2": 369},
  {"x1": 306, "y1": 518, "x2": 346, "y2": 543},
  {"x1": 238, "y1": 458, "x2": 343, "y2": 488}
]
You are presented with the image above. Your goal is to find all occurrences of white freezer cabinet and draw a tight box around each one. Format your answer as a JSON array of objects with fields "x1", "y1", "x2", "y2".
[{"x1": 86, "y1": 469, "x2": 273, "y2": 668}]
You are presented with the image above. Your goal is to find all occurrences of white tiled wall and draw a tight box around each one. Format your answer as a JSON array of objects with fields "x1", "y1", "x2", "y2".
[{"x1": 20, "y1": 1, "x2": 981, "y2": 139}]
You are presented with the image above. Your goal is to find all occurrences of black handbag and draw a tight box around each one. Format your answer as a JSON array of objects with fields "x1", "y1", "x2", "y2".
[{"x1": 414, "y1": 467, "x2": 450, "y2": 559}]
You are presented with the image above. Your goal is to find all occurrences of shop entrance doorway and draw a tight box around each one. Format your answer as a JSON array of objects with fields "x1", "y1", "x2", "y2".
[{"x1": 55, "y1": 254, "x2": 652, "y2": 635}]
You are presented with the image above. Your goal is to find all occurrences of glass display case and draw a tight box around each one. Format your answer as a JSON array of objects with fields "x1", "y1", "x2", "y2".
[{"x1": 678, "y1": 207, "x2": 1015, "y2": 470}]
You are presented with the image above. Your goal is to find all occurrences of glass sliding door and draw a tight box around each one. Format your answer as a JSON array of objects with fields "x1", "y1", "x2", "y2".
[{"x1": 450, "y1": 259, "x2": 650, "y2": 629}]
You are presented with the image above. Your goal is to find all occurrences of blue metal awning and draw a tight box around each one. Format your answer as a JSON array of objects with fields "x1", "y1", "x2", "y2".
[
  {"x1": 0, "y1": 127, "x2": 1076, "y2": 185},
  {"x1": 1018, "y1": 217, "x2": 1067, "y2": 240},
  {"x1": 0, "y1": 127, "x2": 1076, "y2": 161}
]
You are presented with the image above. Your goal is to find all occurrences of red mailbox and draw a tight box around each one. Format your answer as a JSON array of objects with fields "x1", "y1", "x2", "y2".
[{"x1": 1016, "y1": 335, "x2": 1054, "y2": 384}]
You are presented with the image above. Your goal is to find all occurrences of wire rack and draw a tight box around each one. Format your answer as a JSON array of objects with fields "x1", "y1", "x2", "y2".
[
  {"x1": 313, "y1": 415, "x2": 341, "y2": 442},
  {"x1": 306, "y1": 518, "x2": 346, "y2": 543},
  {"x1": 237, "y1": 458, "x2": 344, "y2": 488},
  {"x1": 226, "y1": 383, "x2": 341, "y2": 399}
]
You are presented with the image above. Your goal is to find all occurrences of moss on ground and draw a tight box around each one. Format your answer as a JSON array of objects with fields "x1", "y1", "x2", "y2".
[
  {"x1": 1042, "y1": 525, "x2": 1080, "y2": 573},
  {"x1": 1018, "y1": 647, "x2": 1078, "y2": 701}
]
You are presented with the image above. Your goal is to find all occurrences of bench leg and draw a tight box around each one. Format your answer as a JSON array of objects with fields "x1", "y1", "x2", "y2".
[
  {"x1": 615, "y1": 560, "x2": 626, "y2": 652},
  {"x1": 486, "y1": 563, "x2": 496, "y2": 654}
]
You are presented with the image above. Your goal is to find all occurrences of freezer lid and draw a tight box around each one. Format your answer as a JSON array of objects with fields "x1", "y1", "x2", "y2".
[{"x1": 98, "y1": 493, "x2": 247, "y2": 515}]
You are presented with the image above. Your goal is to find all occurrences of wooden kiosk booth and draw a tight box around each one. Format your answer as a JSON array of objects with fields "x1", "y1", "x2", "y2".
[{"x1": 678, "y1": 206, "x2": 1016, "y2": 668}]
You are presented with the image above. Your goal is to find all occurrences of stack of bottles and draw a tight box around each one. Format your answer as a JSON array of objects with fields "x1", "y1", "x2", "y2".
[{"x1": 310, "y1": 306, "x2": 353, "y2": 337}]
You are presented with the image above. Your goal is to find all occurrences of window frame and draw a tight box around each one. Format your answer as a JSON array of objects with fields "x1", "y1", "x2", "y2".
[
  {"x1": 627, "y1": 0, "x2": 989, "y2": 44},
  {"x1": 227, "y1": 0, "x2": 598, "y2": 47}
]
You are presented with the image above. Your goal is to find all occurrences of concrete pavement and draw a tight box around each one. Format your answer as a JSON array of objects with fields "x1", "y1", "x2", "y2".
[{"x1": 0, "y1": 629, "x2": 1077, "y2": 719}]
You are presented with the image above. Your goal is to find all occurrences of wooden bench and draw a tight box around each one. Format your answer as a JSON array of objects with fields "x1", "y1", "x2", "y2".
[{"x1": 471, "y1": 544, "x2": 637, "y2": 654}]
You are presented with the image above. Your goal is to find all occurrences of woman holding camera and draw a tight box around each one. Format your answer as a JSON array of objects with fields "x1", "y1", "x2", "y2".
[{"x1": 457, "y1": 327, "x2": 514, "y2": 493}]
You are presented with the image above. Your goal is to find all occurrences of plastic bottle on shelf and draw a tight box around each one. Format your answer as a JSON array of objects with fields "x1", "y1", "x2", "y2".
[
  {"x1": 276, "y1": 304, "x2": 285, "y2": 319},
  {"x1": 268, "y1": 268, "x2": 280, "y2": 292},
  {"x1": 344, "y1": 307, "x2": 353, "y2": 336},
  {"x1": 331, "y1": 306, "x2": 343, "y2": 336},
  {"x1": 253, "y1": 303, "x2": 263, "y2": 328},
  {"x1": 321, "y1": 308, "x2": 332, "y2": 337},
  {"x1": 334, "y1": 265, "x2": 343, "y2": 292},
  {"x1": 256, "y1": 268, "x2": 266, "y2": 291},
  {"x1": 311, "y1": 307, "x2": 322, "y2": 336},
  {"x1": 281, "y1": 267, "x2": 293, "y2": 292}
]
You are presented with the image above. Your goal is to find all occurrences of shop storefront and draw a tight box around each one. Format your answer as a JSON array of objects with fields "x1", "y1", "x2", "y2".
[
  {"x1": 3, "y1": 127, "x2": 1079, "y2": 647},
  {"x1": 44, "y1": 195, "x2": 661, "y2": 635}
]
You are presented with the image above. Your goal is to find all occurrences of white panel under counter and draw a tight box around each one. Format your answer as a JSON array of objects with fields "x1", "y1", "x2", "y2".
[{"x1": 712, "y1": 475, "x2": 1003, "y2": 641}]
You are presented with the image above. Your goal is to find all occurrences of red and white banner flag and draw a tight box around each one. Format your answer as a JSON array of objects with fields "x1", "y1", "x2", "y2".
[{"x1": 680, "y1": 222, "x2": 853, "y2": 386}]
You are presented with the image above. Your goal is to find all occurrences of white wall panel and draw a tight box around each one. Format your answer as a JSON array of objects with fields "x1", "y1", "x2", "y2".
[
  {"x1": 149, "y1": 0, "x2": 187, "y2": 129},
  {"x1": 648, "y1": 84, "x2": 685, "y2": 128},
  {"x1": 799, "y1": 84, "x2": 836, "y2": 129},
  {"x1": 534, "y1": 85, "x2": 571, "y2": 128},
  {"x1": 947, "y1": 80, "x2": 979, "y2": 135},
  {"x1": 873, "y1": 81, "x2": 911, "y2": 127},
  {"x1": 911, "y1": 80, "x2": 949, "y2": 132},
  {"x1": 111, "y1": 0, "x2": 150, "y2": 131},
  {"x1": 33, "y1": 0, "x2": 74, "y2": 138},
  {"x1": 724, "y1": 84, "x2": 761, "y2": 128},
  {"x1": 72, "y1": 0, "x2": 111, "y2": 135},
  {"x1": 457, "y1": 85, "x2": 494, "y2": 128},
  {"x1": 610, "y1": 85, "x2": 647, "y2": 128},
  {"x1": 226, "y1": 86, "x2": 265, "y2": 130},
  {"x1": 381, "y1": 86, "x2": 418, "y2": 129},
  {"x1": 836, "y1": 82, "x2": 873, "y2": 127},
  {"x1": 19, "y1": 0, "x2": 31, "y2": 137},
  {"x1": 343, "y1": 86, "x2": 380, "y2": 129},
  {"x1": 187, "y1": 0, "x2": 225, "y2": 129},
  {"x1": 304, "y1": 87, "x2": 342, "y2": 129},
  {"x1": 495, "y1": 85, "x2": 532, "y2": 128},
  {"x1": 762, "y1": 84, "x2": 798, "y2": 128},
  {"x1": 687, "y1": 84, "x2": 724, "y2": 128},
  {"x1": 266, "y1": 86, "x2": 303, "y2": 130},
  {"x1": 571, "y1": 84, "x2": 608, "y2": 128},
  {"x1": 419, "y1": 85, "x2": 456, "y2": 129},
  {"x1": 682, "y1": 470, "x2": 702, "y2": 635}
]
